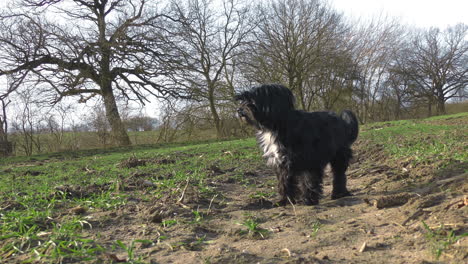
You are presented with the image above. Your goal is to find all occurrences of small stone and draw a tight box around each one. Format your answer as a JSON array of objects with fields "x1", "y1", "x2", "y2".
[
  {"x1": 142, "y1": 180, "x2": 156, "y2": 187},
  {"x1": 280, "y1": 248, "x2": 291, "y2": 257}
]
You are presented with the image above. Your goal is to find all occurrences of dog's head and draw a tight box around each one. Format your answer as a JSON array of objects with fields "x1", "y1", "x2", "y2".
[{"x1": 235, "y1": 84, "x2": 295, "y2": 129}]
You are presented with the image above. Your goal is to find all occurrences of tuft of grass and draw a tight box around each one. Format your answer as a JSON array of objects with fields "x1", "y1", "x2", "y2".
[
  {"x1": 421, "y1": 221, "x2": 468, "y2": 260},
  {"x1": 191, "y1": 210, "x2": 204, "y2": 224},
  {"x1": 113, "y1": 239, "x2": 153, "y2": 264},
  {"x1": 310, "y1": 220, "x2": 322, "y2": 237},
  {"x1": 238, "y1": 218, "x2": 269, "y2": 239},
  {"x1": 161, "y1": 219, "x2": 178, "y2": 228},
  {"x1": 249, "y1": 191, "x2": 275, "y2": 200},
  {"x1": 188, "y1": 235, "x2": 212, "y2": 251}
]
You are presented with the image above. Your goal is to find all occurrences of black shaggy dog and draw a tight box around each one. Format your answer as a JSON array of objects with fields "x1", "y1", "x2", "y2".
[{"x1": 235, "y1": 84, "x2": 359, "y2": 205}]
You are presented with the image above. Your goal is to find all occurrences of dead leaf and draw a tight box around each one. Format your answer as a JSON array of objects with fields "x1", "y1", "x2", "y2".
[{"x1": 359, "y1": 242, "x2": 367, "y2": 253}]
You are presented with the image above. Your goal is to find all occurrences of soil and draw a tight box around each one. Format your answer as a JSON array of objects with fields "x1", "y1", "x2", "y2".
[{"x1": 76, "y1": 139, "x2": 468, "y2": 264}]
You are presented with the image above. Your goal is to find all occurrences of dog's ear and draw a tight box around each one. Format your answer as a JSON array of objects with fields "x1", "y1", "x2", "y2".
[
  {"x1": 234, "y1": 94, "x2": 244, "y2": 101},
  {"x1": 234, "y1": 91, "x2": 250, "y2": 102}
]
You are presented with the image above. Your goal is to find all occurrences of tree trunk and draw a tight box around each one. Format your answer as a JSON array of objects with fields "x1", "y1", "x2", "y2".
[
  {"x1": 208, "y1": 84, "x2": 222, "y2": 138},
  {"x1": 0, "y1": 121, "x2": 12, "y2": 156},
  {"x1": 427, "y1": 95, "x2": 434, "y2": 117},
  {"x1": 296, "y1": 83, "x2": 306, "y2": 111},
  {"x1": 436, "y1": 97, "x2": 446, "y2": 115},
  {"x1": 395, "y1": 92, "x2": 401, "y2": 120},
  {"x1": 435, "y1": 87, "x2": 446, "y2": 115},
  {"x1": 0, "y1": 121, "x2": 6, "y2": 142},
  {"x1": 0, "y1": 141, "x2": 12, "y2": 156},
  {"x1": 0, "y1": 99, "x2": 12, "y2": 156},
  {"x1": 101, "y1": 86, "x2": 131, "y2": 146}
]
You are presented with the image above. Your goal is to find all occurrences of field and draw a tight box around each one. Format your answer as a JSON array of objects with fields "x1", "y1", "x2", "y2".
[{"x1": 1, "y1": 113, "x2": 467, "y2": 263}]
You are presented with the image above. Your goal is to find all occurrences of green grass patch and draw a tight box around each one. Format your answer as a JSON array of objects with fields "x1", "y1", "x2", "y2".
[
  {"x1": 422, "y1": 112, "x2": 468, "y2": 121},
  {"x1": 361, "y1": 113, "x2": 467, "y2": 166},
  {"x1": 0, "y1": 138, "x2": 261, "y2": 262}
]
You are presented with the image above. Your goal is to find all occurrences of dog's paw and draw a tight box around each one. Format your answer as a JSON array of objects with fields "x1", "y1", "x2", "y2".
[
  {"x1": 303, "y1": 198, "x2": 319, "y2": 206},
  {"x1": 275, "y1": 199, "x2": 287, "y2": 207},
  {"x1": 275, "y1": 197, "x2": 296, "y2": 206},
  {"x1": 331, "y1": 191, "x2": 352, "y2": 200}
]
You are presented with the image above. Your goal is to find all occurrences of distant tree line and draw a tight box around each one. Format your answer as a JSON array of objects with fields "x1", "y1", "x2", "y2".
[{"x1": 0, "y1": 0, "x2": 467, "y2": 153}]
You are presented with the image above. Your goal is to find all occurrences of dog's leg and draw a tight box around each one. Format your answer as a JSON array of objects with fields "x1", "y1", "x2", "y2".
[
  {"x1": 330, "y1": 147, "x2": 352, "y2": 199},
  {"x1": 276, "y1": 166, "x2": 296, "y2": 205},
  {"x1": 299, "y1": 169, "x2": 323, "y2": 205}
]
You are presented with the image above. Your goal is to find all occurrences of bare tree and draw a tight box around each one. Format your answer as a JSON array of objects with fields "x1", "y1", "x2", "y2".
[
  {"x1": 398, "y1": 24, "x2": 468, "y2": 115},
  {"x1": 155, "y1": 101, "x2": 185, "y2": 143},
  {"x1": 350, "y1": 16, "x2": 405, "y2": 123},
  {"x1": 384, "y1": 66, "x2": 414, "y2": 120},
  {"x1": 245, "y1": 0, "x2": 350, "y2": 111},
  {"x1": 88, "y1": 105, "x2": 111, "y2": 147},
  {"x1": 0, "y1": 0, "x2": 186, "y2": 146},
  {"x1": 10, "y1": 89, "x2": 43, "y2": 156},
  {"x1": 125, "y1": 115, "x2": 157, "y2": 132},
  {"x1": 42, "y1": 102, "x2": 74, "y2": 152},
  {"x1": 167, "y1": 0, "x2": 254, "y2": 137}
]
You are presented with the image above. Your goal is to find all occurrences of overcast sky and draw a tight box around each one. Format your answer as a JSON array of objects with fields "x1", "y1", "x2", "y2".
[
  {"x1": 1, "y1": 0, "x2": 467, "y2": 28},
  {"x1": 331, "y1": 0, "x2": 468, "y2": 28}
]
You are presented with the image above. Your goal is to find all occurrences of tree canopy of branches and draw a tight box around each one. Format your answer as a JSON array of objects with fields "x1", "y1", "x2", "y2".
[
  {"x1": 166, "y1": 0, "x2": 254, "y2": 137},
  {"x1": 394, "y1": 24, "x2": 468, "y2": 115},
  {"x1": 244, "y1": 0, "x2": 356, "y2": 111},
  {"x1": 351, "y1": 17, "x2": 405, "y2": 122},
  {"x1": 0, "y1": 0, "x2": 185, "y2": 146}
]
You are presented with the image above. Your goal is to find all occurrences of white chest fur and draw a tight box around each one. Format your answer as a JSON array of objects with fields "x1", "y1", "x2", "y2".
[{"x1": 257, "y1": 130, "x2": 282, "y2": 166}]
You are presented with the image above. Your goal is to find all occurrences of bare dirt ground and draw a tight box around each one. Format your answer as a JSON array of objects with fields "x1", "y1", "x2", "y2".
[{"x1": 76, "y1": 139, "x2": 467, "y2": 264}]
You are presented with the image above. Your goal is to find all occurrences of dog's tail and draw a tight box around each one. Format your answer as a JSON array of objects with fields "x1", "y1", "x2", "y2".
[{"x1": 340, "y1": 110, "x2": 359, "y2": 144}]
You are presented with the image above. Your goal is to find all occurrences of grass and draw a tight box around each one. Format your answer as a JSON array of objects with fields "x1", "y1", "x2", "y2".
[
  {"x1": 361, "y1": 112, "x2": 467, "y2": 167},
  {"x1": 309, "y1": 220, "x2": 322, "y2": 237},
  {"x1": 0, "y1": 137, "x2": 262, "y2": 262},
  {"x1": 1, "y1": 112, "x2": 466, "y2": 262},
  {"x1": 161, "y1": 219, "x2": 178, "y2": 228},
  {"x1": 191, "y1": 210, "x2": 204, "y2": 224},
  {"x1": 7, "y1": 127, "x2": 230, "y2": 157},
  {"x1": 421, "y1": 221, "x2": 468, "y2": 259},
  {"x1": 238, "y1": 217, "x2": 269, "y2": 239},
  {"x1": 112, "y1": 239, "x2": 153, "y2": 263},
  {"x1": 249, "y1": 190, "x2": 276, "y2": 200}
]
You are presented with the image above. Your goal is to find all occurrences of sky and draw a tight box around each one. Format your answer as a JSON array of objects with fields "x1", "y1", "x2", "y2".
[
  {"x1": 1, "y1": 0, "x2": 466, "y2": 28},
  {"x1": 331, "y1": 0, "x2": 468, "y2": 28}
]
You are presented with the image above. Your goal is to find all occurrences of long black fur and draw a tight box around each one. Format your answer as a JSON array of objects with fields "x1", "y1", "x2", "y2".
[{"x1": 236, "y1": 84, "x2": 359, "y2": 205}]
